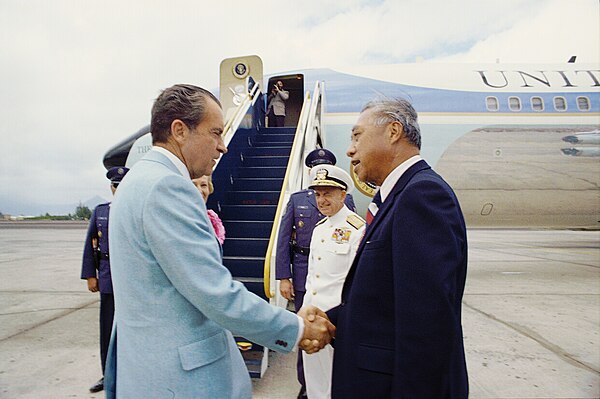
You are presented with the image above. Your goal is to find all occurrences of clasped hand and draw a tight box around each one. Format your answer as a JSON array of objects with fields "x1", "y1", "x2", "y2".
[{"x1": 297, "y1": 305, "x2": 335, "y2": 354}]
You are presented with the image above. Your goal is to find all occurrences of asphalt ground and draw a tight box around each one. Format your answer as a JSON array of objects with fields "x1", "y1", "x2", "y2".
[{"x1": 0, "y1": 223, "x2": 598, "y2": 398}]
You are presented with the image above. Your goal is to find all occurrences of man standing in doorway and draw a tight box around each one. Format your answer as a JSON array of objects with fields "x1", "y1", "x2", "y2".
[{"x1": 267, "y1": 80, "x2": 289, "y2": 127}]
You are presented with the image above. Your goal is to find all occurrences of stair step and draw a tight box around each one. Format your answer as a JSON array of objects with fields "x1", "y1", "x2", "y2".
[
  {"x1": 223, "y1": 221, "x2": 272, "y2": 238},
  {"x1": 254, "y1": 141, "x2": 293, "y2": 148},
  {"x1": 233, "y1": 178, "x2": 283, "y2": 191},
  {"x1": 256, "y1": 129, "x2": 294, "y2": 135},
  {"x1": 260, "y1": 127, "x2": 295, "y2": 133},
  {"x1": 220, "y1": 205, "x2": 276, "y2": 220},
  {"x1": 222, "y1": 191, "x2": 279, "y2": 205},
  {"x1": 234, "y1": 335, "x2": 266, "y2": 378},
  {"x1": 244, "y1": 147, "x2": 291, "y2": 157},
  {"x1": 223, "y1": 238, "x2": 268, "y2": 257},
  {"x1": 237, "y1": 167, "x2": 286, "y2": 178},
  {"x1": 242, "y1": 156, "x2": 289, "y2": 167},
  {"x1": 223, "y1": 256, "x2": 265, "y2": 278},
  {"x1": 252, "y1": 134, "x2": 295, "y2": 143}
]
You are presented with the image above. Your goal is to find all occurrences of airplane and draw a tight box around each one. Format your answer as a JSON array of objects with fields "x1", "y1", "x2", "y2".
[{"x1": 103, "y1": 55, "x2": 599, "y2": 376}]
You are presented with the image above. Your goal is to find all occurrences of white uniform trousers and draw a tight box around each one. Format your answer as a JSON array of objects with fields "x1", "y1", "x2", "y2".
[{"x1": 303, "y1": 344, "x2": 334, "y2": 399}]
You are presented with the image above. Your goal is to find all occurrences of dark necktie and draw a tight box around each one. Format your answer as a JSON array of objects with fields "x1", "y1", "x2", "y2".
[{"x1": 365, "y1": 190, "x2": 382, "y2": 226}]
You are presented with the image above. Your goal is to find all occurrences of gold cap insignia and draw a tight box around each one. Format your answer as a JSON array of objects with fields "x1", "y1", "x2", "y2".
[{"x1": 315, "y1": 168, "x2": 328, "y2": 181}]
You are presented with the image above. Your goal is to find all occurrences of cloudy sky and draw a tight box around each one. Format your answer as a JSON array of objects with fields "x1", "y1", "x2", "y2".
[{"x1": 0, "y1": 0, "x2": 598, "y2": 215}]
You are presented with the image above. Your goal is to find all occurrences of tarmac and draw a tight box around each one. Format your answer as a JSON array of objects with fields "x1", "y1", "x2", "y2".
[{"x1": 0, "y1": 222, "x2": 598, "y2": 398}]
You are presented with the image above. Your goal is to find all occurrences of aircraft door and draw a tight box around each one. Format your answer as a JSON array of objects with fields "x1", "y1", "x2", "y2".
[
  {"x1": 266, "y1": 74, "x2": 304, "y2": 127},
  {"x1": 220, "y1": 55, "x2": 264, "y2": 123}
]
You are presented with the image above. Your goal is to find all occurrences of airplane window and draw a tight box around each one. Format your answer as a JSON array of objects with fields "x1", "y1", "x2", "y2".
[
  {"x1": 531, "y1": 96, "x2": 544, "y2": 112},
  {"x1": 508, "y1": 96, "x2": 521, "y2": 112},
  {"x1": 486, "y1": 96, "x2": 499, "y2": 111},
  {"x1": 576, "y1": 96, "x2": 590, "y2": 111},
  {"x1": 553, "y1": 96, "x2": 567, "y2": 112}
]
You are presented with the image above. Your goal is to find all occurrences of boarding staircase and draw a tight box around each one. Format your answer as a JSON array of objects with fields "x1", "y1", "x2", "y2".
[
  {"x1": 212, "y1": 125, "x2": 294, "y2": 301},
  {"x1": 207, "y1": 78, "x2": 325, "y2": 377}
]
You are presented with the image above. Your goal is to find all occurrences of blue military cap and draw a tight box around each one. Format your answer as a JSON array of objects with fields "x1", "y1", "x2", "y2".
[
  {"x1": 106, "y1": 166, "x2": 129, "y2": 183},
  {"x1": 305, "y1": 148, "x2": 337, "y2": 168}
]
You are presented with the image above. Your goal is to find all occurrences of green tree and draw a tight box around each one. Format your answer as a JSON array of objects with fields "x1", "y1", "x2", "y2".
[{"x1": 74, "y1": 203, "x2": 92, "y2": 220}]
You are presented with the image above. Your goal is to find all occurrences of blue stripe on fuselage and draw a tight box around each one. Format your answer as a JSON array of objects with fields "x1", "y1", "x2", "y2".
[{"x1": 295, "y1": 69, "x2": 599, "y2": 114}]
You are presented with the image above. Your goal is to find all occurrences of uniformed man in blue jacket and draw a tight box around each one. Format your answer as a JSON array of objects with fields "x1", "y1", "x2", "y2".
[
  {"x1": 80, "y1": 166, "x2": 128, "y2": 393},
  {"x1": 276, "y1": 149, "x2": 355, "y2": 399}
]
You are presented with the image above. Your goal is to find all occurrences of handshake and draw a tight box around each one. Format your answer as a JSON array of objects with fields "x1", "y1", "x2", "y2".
[{"x1": 297, "y1": 305, "x2": 335, "y2": 354}]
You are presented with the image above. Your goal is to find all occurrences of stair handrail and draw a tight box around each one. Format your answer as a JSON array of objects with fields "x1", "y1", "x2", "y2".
[
  {"x1": 263, "y1": 80, "x2": 326, "y2": 299},
  {"x1": 262, "y1": 89, "x2": 312, "y2": 298},
  {"x1": 215, "y1": 77, "x2": 261, "y2": 170},
  {"x1": 301, "y1": 81, "x2": 326, "y2": 186}
]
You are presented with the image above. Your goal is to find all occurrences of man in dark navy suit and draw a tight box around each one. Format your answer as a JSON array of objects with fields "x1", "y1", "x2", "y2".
[
  {"x1": 80, "y1": 166, "x2": 128, "y2": 393},
  {"x1": 322, "y1": 97, "x2": 469, "y2": 398},
  {"x1": 276, "y1": 148, "x2": 355, "y2": 399}
]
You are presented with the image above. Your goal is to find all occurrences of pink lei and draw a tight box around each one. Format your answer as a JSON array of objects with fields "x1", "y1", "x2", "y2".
[{"x1": 207, "y1": 209, "x2": 226, "y2": 244}]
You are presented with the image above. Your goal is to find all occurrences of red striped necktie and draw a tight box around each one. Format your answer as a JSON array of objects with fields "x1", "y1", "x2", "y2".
[{"x1": 365, "y1": 190, "x2": 382, "y2": 226}]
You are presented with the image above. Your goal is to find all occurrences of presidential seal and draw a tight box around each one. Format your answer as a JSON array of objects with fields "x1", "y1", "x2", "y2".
[
  {"x1": 349, "y1": 164, "x2": 377, "y2": 197},
  {"x1": 232, "y1": 62, "x2": 249, "y2": 79}
]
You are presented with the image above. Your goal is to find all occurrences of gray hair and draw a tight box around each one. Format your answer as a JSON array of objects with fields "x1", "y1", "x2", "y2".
[
  {"x1": 362, "y1": 97, "x2": 421, "y2": 149},
  {"x1": 151, "y1": 84, "x2": 221, "y2": 144}
]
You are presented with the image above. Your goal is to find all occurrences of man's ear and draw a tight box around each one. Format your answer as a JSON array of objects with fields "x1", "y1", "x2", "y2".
[
  {"x1": 170, "y1": 119, "x2": 188, "y2": 144},
  {"x1": 388, "y1": 121, "x2": 404, "y2": 144},
  {"x1": 340, "y1": 190, "x2": 347, "y2": 202}
]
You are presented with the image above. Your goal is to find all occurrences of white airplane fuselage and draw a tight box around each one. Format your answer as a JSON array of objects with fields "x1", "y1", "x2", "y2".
[{"x1": 282, "y1": 63, "x2": 599, "y2": 228}]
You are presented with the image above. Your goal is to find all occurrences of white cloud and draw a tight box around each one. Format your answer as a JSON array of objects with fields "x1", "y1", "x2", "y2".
[
  {"x1": 0, "y1": 0, "x2": 597, "y2": 214},
  {"x1": 431, "y1": 0, "x2": 600, "y2": 63}
]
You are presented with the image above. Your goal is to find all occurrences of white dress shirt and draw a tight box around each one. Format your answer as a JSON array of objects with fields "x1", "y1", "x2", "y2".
[{"x1": 379, "y1": 155, "x2": 422, "y2": 203}]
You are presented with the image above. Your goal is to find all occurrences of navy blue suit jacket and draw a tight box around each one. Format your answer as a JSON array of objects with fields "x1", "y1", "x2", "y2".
[{"x1": 327, "y1": 160, "x2": 469, "y2": 398}]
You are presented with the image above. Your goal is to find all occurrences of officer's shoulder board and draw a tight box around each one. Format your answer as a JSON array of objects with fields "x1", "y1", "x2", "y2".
[
  {"x1": 346, "y1": 214, "x2": 365, "y2": 230},
  {"x1": 315, "y1": 217, "x2": 328, "y2": 227}
]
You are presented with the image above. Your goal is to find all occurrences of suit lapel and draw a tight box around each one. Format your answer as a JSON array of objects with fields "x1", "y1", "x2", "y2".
[
  {"x1": 361, "y1": 160, "x2": 429, "y2": 245},
  {"x1": 341, "y1": 160, "x2": 431, "y2": 299}
]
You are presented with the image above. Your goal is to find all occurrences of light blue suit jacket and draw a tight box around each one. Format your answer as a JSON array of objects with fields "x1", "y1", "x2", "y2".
[{"x1": 104, "y1": 150, "x2": 299, "y2": 398}]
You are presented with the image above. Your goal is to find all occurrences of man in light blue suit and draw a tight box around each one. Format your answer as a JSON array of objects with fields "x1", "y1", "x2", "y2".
[{"x1": 105, "y1": 84, "x2": 333, "y2": 399}]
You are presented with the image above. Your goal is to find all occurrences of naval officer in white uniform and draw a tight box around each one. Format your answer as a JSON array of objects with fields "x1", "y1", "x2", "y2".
[{"x1": 302, "y1": 164, "x2": 365, "y2": 399}]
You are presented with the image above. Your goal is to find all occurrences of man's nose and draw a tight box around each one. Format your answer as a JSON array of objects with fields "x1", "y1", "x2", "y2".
[
  {"x1": 218, "y1": 139, "x2": 228, "y2": 154},
  {"x1": 346, "y1": 143, "x2": 355, "y2": 158}
]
